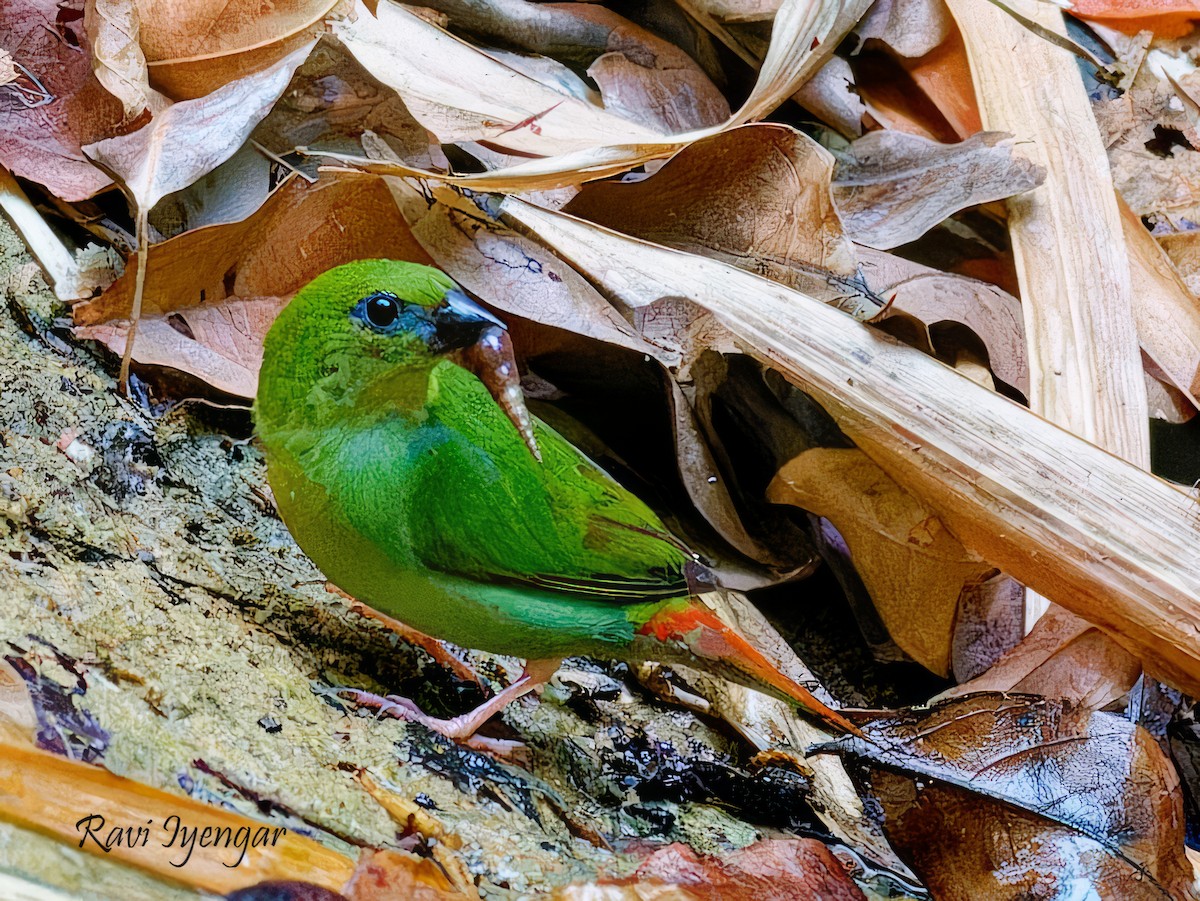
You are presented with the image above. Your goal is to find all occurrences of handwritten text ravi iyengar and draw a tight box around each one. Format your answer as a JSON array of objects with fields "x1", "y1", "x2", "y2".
[{"x1": 75, "y1": 814, "x2": 288, "y2": 868}]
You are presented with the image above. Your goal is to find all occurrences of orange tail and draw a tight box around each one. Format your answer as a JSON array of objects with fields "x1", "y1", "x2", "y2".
[{"x1": 637, "y1": 601, "x2": 862, "y2": 736}]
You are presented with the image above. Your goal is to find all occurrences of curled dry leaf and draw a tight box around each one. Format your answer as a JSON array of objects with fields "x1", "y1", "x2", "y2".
[
  {"x1": 858, "y1": 246, "x2": 1029, "y2": 396},
  {"x1": 319, "y1": 0, "x2": 865, "y2": 190},
  {"x1": 831, "y1": 130, "x2": 1045, "y2": 250},
  {"x1": 939, "y1": 604, "x2": 1141, "y2": 709},
  {"x1": 73, "y1": 175, "x2": 431, "y2": 393},
  {"x1": 821, "y1": 694, "x2": 1196, "y2": 900},
  {"x1": 83, "y1": 42, "x2": 315, "y2": 216},
  {"x1": 1067, "y1": 0, "x2": 1200, "y2": 37},
  {"x1": 767, "y1": 446, "x2": 991, "y2": 676},
  {"x1": 137, "y1": 0, "x2": 347, "y2": 100},
  {"x1": 854, "y1": 0, "x2": 952, "y2": 59},
  {"x1": 0, "y1": 0, "x2": 127, "y2": 201},
  {"x1": 343, "y1": 847, "x2": 476, "y2": 901},
  {"x1": 411, "y1": 0, "x2": 730, "y2": 133},
  {"x1": 84, "y1": 0, "x2": 162, "y2": 123}
]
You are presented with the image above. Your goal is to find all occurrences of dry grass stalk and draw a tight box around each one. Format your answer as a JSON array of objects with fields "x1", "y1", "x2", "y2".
[{"x1": 944, "y1": 0, "x2": 1148, "y2": 636}]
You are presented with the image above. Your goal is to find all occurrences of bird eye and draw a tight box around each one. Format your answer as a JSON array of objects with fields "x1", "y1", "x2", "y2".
[{"x1": 363, "y1": 293, "x2": 401, "y2": 329}]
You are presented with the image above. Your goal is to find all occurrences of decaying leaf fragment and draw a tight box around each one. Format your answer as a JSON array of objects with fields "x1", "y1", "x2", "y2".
[
  {"x1": 821, "y1": 694, "x2": 1196, "y2": 900},
  {"x1": 831, "y1": 130, "x2": 1045, "y2": 250}
]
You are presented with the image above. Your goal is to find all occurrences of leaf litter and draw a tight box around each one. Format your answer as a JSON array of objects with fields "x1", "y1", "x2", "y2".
[{"x1": 2, "y1": 0, "x2": 1200, "y2": 896}]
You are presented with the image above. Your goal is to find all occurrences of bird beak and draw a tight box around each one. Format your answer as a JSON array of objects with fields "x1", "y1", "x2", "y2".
[{"x1": 438, "y1": 291, "x2": 541, "y2": 462}]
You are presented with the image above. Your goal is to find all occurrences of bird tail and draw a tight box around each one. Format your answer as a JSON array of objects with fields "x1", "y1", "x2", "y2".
[{"x1": 635, "y1": 598, "x2": 861, "y2": 736}]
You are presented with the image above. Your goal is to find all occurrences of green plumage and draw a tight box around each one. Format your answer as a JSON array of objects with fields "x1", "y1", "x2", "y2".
[{"x1": 255, "y1": 260, "x2": 692, "y2": 659}]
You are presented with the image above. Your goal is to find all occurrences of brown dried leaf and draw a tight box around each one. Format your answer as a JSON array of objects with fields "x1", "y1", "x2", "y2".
[
  {"x1": 138, "y1": 0, "x2": 346, "y2": 100},
  {"x1": 586, "y1": 841, "x2": 867, "y2": 901},
  {"x1": 832, "y1": 130, "x2": 1045, "y2": 250},
  {"x1": 563, "y1": 124, "x2": 861, "y2": 302},
  {"x1": 336, "y1": 1, "x2": 661, "y2": 156},
  {"x1": 73, "y1": 296, "x2": 289, "y2": 398},
  {"x1": 344, "y1": 847, "x2": 476, "y2": 900},
  {"x1": 73, "y1": 175, "x2": 431, "y2": 387},
  {"x1": 823, "y1": 694, "x2": 1195, "y2": 900},
  {"x1": 0, "y1": 0, "x2": 127, "y2": 201},
  {"x1": 859, "y1": 247, "x2": 1030, "y2": 396},
  {"x1": 768, "y1": 447, "x2": 990, "y2": 676},
  {"x1": 940, "y1": 605, "x2": 1141, "y2": 708}
]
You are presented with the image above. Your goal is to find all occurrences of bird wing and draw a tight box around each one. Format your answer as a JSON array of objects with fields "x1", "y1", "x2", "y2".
[{"x1": 406, "y1": 374, "x2": 694, "y2": 605}]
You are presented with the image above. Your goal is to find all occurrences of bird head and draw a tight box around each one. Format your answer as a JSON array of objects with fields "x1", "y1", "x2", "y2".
[{"x1": 256, "y1": 260, "x2": 539, "y2": 458}]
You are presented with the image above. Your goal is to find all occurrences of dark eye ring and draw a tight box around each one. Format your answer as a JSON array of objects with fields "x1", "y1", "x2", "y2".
[{"x1": 363, "y1": 292, "x2": 401, "y2": 330}]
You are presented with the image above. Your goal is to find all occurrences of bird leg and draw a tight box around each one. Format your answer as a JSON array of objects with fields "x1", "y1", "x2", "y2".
[{"x1": 334, "y1": 658, "x2": 563, "y2": 745}]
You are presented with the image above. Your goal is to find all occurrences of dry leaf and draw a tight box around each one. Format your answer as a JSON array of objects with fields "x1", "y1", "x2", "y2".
[
  {"x1": 344, "y1": 847, "x2": 476, "y2": 900},
  {"x1": 336, "y1": 1, "x2": 661, "y2": 156},
  {"x1": 831, "y1": 131, "x2": 1045, "y2": 250},
  {"x1": 940, "y1": 605, "x2": 1141, "y2": 708},
  {"x1": 83, "y1": 42, "x2": 314, "y2": 216},
  {"x1": 73, "y1": 296, "x2": 289, "y2": 398},
  {"x1": 792, "y1": 56, "x2": 865, "y2": 138},
  {"x1": 1068, "y1": 0, "x2": 1200, "y2": 37},
  {"x1": 410, "y1": 0, "x2": 730, "y2": 133},
  {"x1": 592, "y1": 841, "x2": 867, "y2": 901},
  {"x1": 0, "y1": 0, "x2": 127, "y2": 201},
  {"x1": 822, "y1": 694, "x2": 1196, "y2": 900},
  {"x1": 84, "y1": 0, "x2": 162, "y2": 122},
  {"x1": 855, "y1": 0, "x2": 952, "y2": 58},
  {"x1": 858, "y1": 247, "x2": 1029, "y2": 396},
  {"x1": 769, "y1": 447, "x2": 991, "y2": 676},
  {"x1": 0, "y1": 659, "x2": 38, "y2": 745},
  {"x1": 949, "y1": 569, "x2": 1025, "y2": 681},
  {"x1": 137, "y1": 0, "x2": 346, "y2": 100},
  {"x1": 318, "y1": 0, "x2": 868, "y2": 191}
]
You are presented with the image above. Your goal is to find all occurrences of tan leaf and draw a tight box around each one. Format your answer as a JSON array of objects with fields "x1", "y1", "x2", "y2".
[
  {"x1": 0, "y1": 660, "x2": 38, "y2": 746},
  {"x1": 0, "y1": 0, "x2": 127, "y2": 201},
  {"x1": 73, "y1": 296, "x2": 289, "y2": 398},
  {"x1": 768, "y1": 447, "x2": 988, "y2": 676},
  {"x1": 84, "y1": 0, "x2": 164, "y2": 122},
  {"x1": 336, "y1": 0, "x2": 660, "y2": 155},
  {"x1": 940, "y1": 605, "x2": 1141, "y2": 709},
  {"x1": 855, "y1": 0, "x2": 952, "y2": 58},
  {"x1": 823, "y1": 695, "x2": 1195, "y2": 900},
  {"x1": 831, "y1": 130, "x2": 1045, "y2": 250},
  {"x1": 409, "y1": 0, "x2": 730, "y2": 133},
  {"x1": 137, "y1": 0, "x2": 347, "y2": 100},
  {"x1": 0, "y1": 50, "x2": 15, "y2": 87}
]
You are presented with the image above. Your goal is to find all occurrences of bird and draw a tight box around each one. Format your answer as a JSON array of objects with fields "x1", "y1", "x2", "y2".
[{"x1": 254, "y1": 259, "x2": 856, "y2": 740}]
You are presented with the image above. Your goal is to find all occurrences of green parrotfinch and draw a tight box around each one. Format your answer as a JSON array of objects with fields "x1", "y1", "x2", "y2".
[{"x1": 254, "y1": 260, "x2": 855, "y2": 736}]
